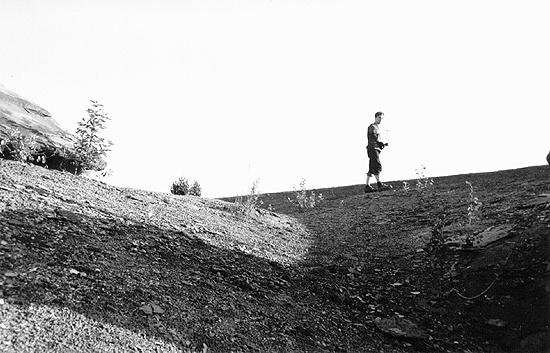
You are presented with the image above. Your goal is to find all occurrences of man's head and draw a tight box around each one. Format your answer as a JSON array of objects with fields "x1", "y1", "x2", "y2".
[{"x1": 375, "y1": 111, "x2": 384, "y2": 124}]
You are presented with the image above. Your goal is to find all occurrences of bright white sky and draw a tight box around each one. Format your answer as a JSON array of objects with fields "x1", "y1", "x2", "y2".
[{"x1": 1, "y1": 0, "x2": 548, "y2": 197}]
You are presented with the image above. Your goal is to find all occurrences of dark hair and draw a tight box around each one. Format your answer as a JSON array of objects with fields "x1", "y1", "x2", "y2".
[{"x1": 375, "y1": 111, "x2": 384, "y2": 118}]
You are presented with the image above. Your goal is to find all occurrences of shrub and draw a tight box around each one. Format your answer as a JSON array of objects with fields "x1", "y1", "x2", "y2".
[
  {"x1": 171, "y1": 177, "x2": 190, "y2": 195},
  {"x1": 288, "y1": 179, "x2": 323, "y2": 211},
  {"x1": 189, "y1": 181, "x2": 202, "y2": 197},
  {"x1": 72, "y1": 100, "x2": 112, "y2": 174},
  {"x1": 0, "y1": 127, "x2": 41, "y2": 163},
  {"x1": 170, "y1": 178, "x2": 202, "y2": 196}
]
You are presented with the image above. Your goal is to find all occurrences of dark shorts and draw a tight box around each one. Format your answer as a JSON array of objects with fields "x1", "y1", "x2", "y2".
[{"x1": 367, "y1": 147, "x2": 382, "y2": 176}]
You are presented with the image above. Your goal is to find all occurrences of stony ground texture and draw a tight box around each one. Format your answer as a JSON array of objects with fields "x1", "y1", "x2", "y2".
[{"x1": 1, "y1": 159, "x2": 549, "y2": 352}]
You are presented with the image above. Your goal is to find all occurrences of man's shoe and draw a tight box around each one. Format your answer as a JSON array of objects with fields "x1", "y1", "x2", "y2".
[{"x1": 364, "y1": 185, "x2": 375, "y2": 193}]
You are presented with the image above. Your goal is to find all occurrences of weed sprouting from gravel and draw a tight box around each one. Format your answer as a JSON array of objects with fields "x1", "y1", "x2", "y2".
[
  {"x1": 287, "y1": 178, "x2": 323, "y2": 211},
  {"x1": 415, "y1": 165, "x2": 434, "y2": 191},
  {"x1": 408, "y1": 165, "x2": 436, "y2": 208},
  {"x1": 464, "y1": 180, "x2": 483, "y2": 246},
  {"x1": 465, "y1": 181, "x2": 482, "y2": 227},
  {"x1": 235, "y1": 179, "x2": 262, "y2": 216},
  {"x1": 425, "y1": 214, "x2": 450, "y2": 265}
]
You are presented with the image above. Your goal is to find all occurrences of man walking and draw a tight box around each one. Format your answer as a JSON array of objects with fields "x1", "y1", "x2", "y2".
[{"x1": 365, "y1": 111, "x2": 391, "y2": 193}]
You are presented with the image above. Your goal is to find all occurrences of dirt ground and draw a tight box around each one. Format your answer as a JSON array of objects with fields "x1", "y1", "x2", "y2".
[{"x1": 1, "y1": 159, "x2": 548, "y2": 352}]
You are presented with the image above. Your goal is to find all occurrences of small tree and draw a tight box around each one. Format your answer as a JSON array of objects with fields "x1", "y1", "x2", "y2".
[
  {"x1": 171, "y1": 177, "x2": 190, "y2": 195},
  {"x1": 72, "y1": 100, "x2": 112, "y2": 173},
  {"x1": 189, "y1": 181, "x2": 202, "y2": 197}
]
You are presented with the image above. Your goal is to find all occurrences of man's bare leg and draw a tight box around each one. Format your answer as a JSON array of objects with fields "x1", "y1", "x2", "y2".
[
  {"x1": 365, "y1": 173, "x2": 380, "y2": 193},
  {"x1": 365, "y1": 174, "x2": 374, "y2": 192}
]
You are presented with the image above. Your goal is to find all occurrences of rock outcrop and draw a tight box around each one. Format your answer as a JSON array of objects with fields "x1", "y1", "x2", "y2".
[{"x1": 0, "y1": 84, "x2": 76, "y2": 170}]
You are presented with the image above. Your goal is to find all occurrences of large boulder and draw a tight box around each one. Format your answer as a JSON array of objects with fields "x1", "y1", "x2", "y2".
[
  {"x1": 0, "y1": 84, "x2": 77, "y2": 171},
  {"x1": 547, "y1": 150, "x2": 550, "y2": 165}
]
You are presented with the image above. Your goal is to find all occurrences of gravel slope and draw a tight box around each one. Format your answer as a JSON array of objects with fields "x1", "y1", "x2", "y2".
[{"x1": 1, "y1": 159, "x2": 548, "y2": 352}]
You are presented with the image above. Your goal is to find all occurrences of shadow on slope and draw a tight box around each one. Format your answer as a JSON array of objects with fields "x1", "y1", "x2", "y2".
[{"x1": 0, "y1": 207, "x2": 386, "y2": 353}]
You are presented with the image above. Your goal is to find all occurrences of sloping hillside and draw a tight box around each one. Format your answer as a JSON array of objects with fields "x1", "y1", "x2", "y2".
[{"x1": 1, "y1": 159, "x2": 548, "y2": 352}]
